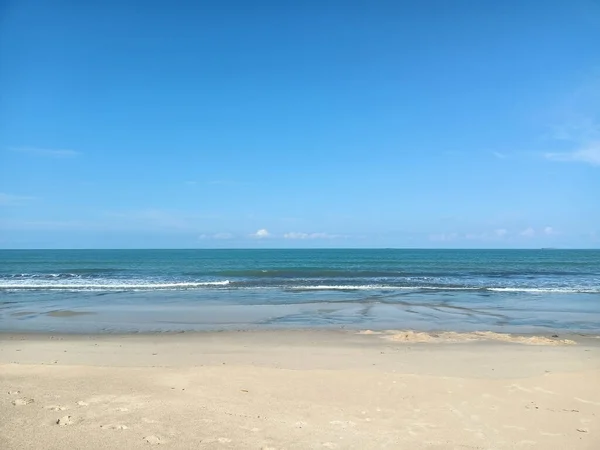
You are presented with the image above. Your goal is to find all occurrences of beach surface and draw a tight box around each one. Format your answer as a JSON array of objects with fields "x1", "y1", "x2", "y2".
[{"x1": 1, "y1": 330, "x2": 599, "y2": 449}]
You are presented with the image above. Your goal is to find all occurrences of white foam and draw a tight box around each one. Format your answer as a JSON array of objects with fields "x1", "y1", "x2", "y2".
[
  {"x1": 288, "y1": 285, "x2": 484, "y2": 291},
  {"x1": 0, "y1": 280, "x2": 230, "y2": 290},
  {"x1": 488, "y1": 287, "x2": 598, "y2": 293},
  {"x1": 289, "y1": 285, "x2": 415, "y2": 291}
]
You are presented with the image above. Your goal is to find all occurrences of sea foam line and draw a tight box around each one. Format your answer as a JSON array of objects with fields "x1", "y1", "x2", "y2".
[
  {"x1": 287, "y1": 285, "x2": 476, "y2": 291},
  {"x1": 0, "y1": 280, "x2": 230, "y2": 290},
  {"x1": 288, "y1": 285, "x2": 599, "y2": 293},
  {"x1": 488, "y1": 287, "x2": 599, "y2": 293}
]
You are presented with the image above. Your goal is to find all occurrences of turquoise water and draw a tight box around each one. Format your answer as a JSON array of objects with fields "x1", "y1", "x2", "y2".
[{"x1": 1, "y1": 249, "x2": 599, "y2": 333}]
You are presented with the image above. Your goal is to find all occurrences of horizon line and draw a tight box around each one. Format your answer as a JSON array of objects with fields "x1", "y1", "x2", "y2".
[{"x1": 0, "y1": 247, "x2": 598, "y2": 251}]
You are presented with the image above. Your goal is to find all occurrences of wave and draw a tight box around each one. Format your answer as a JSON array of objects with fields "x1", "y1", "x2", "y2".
[
  {"x1": 288, "y1": 285, "x2": 599, "y2": 293},
  {"x1": 280, "y1": 285, "x2": 599, "y2": 293},
  {"x1": 211, "y1": 269, "x2": 421, "y2": 278},
  {"x1": 0, "y1": 280, "x2": 230, "y2": 290},
  {"x1": 208, "y1": 269, "x2": 599, "y2": 278},
  {"x1": 3, "y1": 269, "x2": 121, "y2": 279},
  {"x1": 487, "y1": 287, "x2": 600, "y2": 293},
  {"x1": 1, "y1": 279, "x2": 598, "y2": 293},
  {"x1": 4, "y1": 273, "x2": 82, "y2": 279}
]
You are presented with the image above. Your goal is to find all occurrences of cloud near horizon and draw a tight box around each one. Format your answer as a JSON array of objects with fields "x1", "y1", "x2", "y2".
[
  {"x1": 283, "y1": 232, "x2": 341, "y2": 240},
  {"x1": 250, "y1": 229, "x2": 270, "y2": 238},
  {"x1": 545, "y1": 142, "x2": 600, "y2": 166},
  {"x1": 10, "y1": 146, "x2": 81, "y2": 158}
]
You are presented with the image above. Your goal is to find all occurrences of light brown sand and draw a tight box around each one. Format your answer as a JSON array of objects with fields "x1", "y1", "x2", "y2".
[
  {"x1": 360, "y1": 329, "x2": 578, "y2": 345},
  {"x1": 1, "y1": 330, "x2": 599, "y2": 449}
]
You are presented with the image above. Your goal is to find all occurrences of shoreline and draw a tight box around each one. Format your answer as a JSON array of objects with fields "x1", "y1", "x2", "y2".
[{"x1": 2, "y1": 327, "x2": 599, "y2": 341}]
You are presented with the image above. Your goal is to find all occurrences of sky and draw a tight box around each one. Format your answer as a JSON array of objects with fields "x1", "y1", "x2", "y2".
[{"x1": 1, "y1": 0, "x2": 599, "y2": 249}]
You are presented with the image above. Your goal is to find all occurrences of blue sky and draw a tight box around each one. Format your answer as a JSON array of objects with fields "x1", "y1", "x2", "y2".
[{"x1": 1, "y1": 0, "x2": 599, "y2": 249}]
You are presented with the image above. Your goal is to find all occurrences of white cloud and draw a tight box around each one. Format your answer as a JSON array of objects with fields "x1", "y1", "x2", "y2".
[
  {"x1": 251, "y1": 228, "x2": 270, "y2": 238},
  {"x1": 519, "y1": 227, "x2": 536, "y2": 237},
  {"x1": 11, "y1": 146, "x2": 81, "y2": 158},
  {"x1": 0, "y1": 193, "x2": 35, "y2": 206},
  {"x1": 545, "y1": 142, "x2": 600, "y2": 166},
  {"x1": 283, "y1": 232, "x2": 341, "y2": 240},
  {"x1": 544, "y1": 226, "x2": 555, "y2": 235}
]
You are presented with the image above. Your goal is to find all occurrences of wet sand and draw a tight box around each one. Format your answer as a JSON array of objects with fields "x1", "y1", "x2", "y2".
[
  {"x1": 1, "y1": 330, "x2": 599, "y2": 449},
  {"x1": 45, "y1": 310, "x2": 97, "y2": 318}
]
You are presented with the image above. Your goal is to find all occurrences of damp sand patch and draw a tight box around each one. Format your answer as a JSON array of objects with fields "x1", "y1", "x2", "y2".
[
  {"x1": 45, "y1": 310, "x2": 97, "y2": 318},
  {"x1": 10, "y1": 311, "x2": 38, "y2": 317}
]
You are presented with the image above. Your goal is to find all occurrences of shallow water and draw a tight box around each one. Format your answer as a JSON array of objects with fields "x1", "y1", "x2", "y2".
[{"x1": 1, "y1": 249, "x2": 599, "y2": 333}]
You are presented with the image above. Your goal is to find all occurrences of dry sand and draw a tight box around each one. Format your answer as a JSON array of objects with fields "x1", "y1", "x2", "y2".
[{"x1": 1, "y1": 330, "x2": 599, "y2": 449}]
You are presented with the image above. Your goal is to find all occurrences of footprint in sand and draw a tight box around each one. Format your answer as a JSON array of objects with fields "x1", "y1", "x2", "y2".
[
  {"x1": 329, "y1": 420, "x2": 356, "y2": 428},
  {"x1": 46, "y1": 405, "x2": 68, "y2": 411},
  {"x1": 57, "y1": 416, "x2": 74, "y2": 426},
  {"x1": 12, "y1": 398, "x2": 34, "y2": 406},
  {"x1": 203, "y1": 437, "x2": 233, "y2": 444},
  {"x1": 8, "y1": 391, "x2": 21, "y2": 395},
  {"x1": 144, "y1": 435, "x2": 163, "y2": 445},
  {"x1": 76, "y1": 401, "x2": 89, "y2": 406},
  {"x1": 101, "y1": 424, "x2": 129, "y2": 430}
]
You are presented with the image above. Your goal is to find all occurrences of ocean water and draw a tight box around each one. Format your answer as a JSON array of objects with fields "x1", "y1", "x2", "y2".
[{"x1": 1, "y1": 249, "x2": 599, "y2": 333}]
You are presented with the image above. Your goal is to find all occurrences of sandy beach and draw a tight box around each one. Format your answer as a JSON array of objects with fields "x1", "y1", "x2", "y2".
[{"x1": 1, "y1": 330, "x2": 599, "y2": 449}]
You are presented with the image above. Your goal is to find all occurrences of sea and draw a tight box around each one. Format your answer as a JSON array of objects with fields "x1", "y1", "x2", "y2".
[{"x1": 1, "y1": 249, "x2": 599, "y2": 334}]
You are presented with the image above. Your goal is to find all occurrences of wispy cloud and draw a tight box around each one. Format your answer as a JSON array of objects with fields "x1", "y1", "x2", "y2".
[
  {"x1": 283, "y1": 232, "x2": 342, "y2": 240},
  {"x1": 10, "y1": 146, "x2": 81, "y2": 158},
  {"x1": 491, "y1": 151, "x2": 507, "y2": 159},
  {"x1": 549, "y1": 117, "x2": 600, "y2": 142},
  {"x1": 545, "y1": 142, "x2": 600, "y2": 166},
  {"x1": 543, "y1": 75, "x2": 600, "y2": 167},
  {"x1": 250, "y1": 228, "x2": 270, "y2": 238},
  {"x1": 0, "y1": 192, "x2": 35, "y2": 206}
]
